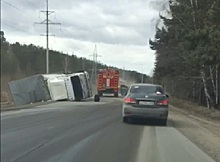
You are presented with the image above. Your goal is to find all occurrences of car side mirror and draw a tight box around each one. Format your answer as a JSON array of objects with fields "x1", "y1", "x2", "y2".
[{"x1": 166, "y1": 94, "x2": 169, "y2": 98}]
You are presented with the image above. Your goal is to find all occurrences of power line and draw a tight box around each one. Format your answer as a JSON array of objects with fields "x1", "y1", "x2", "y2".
[
  {"x1": 2, "y1": 21, "x2": 28, "y2": 34},
  {"x1": 1, "y1": 19, "x2": 16, "y2": 25},
  {"x1": 24, "y1": 0, "x2": 39, "y2": 9},
  {"x1": 2, "y1": 19, "x2": 38, "y2": 36},
  {"x1": 36, "y1": 35, "x2": 43, "y2": 44},
  {"x1": 2, "y1": 0, "x2": 39, "y2": 21},
  {"x1": 35, "y1": 0, "x2": 61, "y2": 74}
]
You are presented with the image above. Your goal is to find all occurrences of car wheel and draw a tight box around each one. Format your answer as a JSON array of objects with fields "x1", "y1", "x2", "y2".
[
  {"x1": 94, "y1": 95, "x2": 100, "y2": 102},
  {"x1": 160, "y1": 119, "x2": 167, "y2": 126},
  {"x1": 123, "y1": 117, "x2": 128, "y2": 123}
]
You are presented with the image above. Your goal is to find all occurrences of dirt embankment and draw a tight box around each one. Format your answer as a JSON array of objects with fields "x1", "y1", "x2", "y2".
[
  {"x1": 170, "y1": 97, "x2": 220, "y2": 121},
  {"x1": 1, "y1": 75, "x2": 14, "y2": 107}
]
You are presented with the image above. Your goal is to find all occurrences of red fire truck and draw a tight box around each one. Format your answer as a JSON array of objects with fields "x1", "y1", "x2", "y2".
[{"x1": 97, "y1": 68, "x2": 119, "y2": 97}]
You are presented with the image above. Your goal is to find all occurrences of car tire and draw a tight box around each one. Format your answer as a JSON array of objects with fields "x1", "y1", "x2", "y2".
[
  {"x1": 123, "y1": 117, "x2": 128, "y2": 123},
  {"x1": 94, "y1": 95, "x2": 100, "y2": 102},
  {"x1": 160, "y1": 119, "x2": 167, "y2": 126}
]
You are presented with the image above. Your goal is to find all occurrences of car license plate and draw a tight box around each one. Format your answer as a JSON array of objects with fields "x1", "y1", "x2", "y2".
[{"x1": 139, "y1": 101, "x2": 154, "y2": 105}]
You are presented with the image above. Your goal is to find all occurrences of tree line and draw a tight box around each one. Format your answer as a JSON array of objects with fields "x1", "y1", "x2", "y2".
[
  {"x1": 0, "y1": 31, "x2": 150, "y2": 86},
  {"x1": 150, "y1": 0, "x2": 220, "y2": 109}
]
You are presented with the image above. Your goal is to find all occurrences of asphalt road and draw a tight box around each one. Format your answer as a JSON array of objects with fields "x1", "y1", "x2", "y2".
[{"x1": 1, "y1": 97, "x2": 216, "y2": 162}]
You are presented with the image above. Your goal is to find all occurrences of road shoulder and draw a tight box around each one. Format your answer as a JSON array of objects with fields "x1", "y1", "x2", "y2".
[
  {"x1": 0, "y1": 101, "x2": 55, "y2": 112},
  {"x1": 169, "y1": 105, "x2": 220, "y2": 162}
]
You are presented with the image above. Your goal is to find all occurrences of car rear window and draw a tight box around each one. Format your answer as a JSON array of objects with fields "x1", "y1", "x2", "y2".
[{"x1": 129, "y1": 85, "x2": 164, "y2": 95}]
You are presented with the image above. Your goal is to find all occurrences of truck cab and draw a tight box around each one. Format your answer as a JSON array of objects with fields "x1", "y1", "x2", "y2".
[{"x1": 97, "y1": 69, "x2": 119, "y2": 97}]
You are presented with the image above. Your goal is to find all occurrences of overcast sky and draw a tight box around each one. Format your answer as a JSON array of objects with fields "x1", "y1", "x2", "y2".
[{"x1": 1, "y1": 0, "x2": 168, "y2": 75}]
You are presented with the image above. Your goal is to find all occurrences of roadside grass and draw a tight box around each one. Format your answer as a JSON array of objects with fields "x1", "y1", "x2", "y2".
[{"x1": 170, "y1": 97, "x2": 220, "y2": 121}]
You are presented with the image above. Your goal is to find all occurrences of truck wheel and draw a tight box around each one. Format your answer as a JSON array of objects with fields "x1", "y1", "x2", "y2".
[{"x1": 94, "y1": 95, "x2": 100, "y2": 102}]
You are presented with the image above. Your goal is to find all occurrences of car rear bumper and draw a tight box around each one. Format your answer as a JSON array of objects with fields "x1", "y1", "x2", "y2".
[{"x1": 123, "y1": 106, "x2": 168, "y2": 119}]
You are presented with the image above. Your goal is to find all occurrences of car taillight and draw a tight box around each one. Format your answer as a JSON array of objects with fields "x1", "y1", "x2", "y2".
[
  {"x1": 157, "y1": 100, "x2": 169, "y2": 106},
  {"x1": 124, "y1": 98, "x2": 136, "y2": 104}
]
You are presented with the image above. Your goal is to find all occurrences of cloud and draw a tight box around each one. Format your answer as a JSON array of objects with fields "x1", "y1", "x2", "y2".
[
  {"x1": 1, "y1": 0, "x2": 166, "y2": 75},
  {"x1": 52, "y1": 1, "x2": 159, "y2": 46}
]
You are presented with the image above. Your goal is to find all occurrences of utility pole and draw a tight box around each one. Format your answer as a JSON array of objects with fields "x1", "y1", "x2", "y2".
[
  {"x1": 63, "y1": 54, "x2": 69, "y2": 73},
  {"x1": 90, "y1": 45, "x2": 101, "y2": 81},
  {"x1": 35, "y1": 0, "x2": 61, "y2": 74}
]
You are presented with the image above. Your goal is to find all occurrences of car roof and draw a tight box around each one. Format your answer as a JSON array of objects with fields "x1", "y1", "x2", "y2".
[{"x1": 130, "y1": 83, "x2": 163, "y2": 87}]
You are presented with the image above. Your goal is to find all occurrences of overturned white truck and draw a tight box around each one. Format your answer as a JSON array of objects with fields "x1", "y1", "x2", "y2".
[
  {"x1": 8, "y1": 71, "x2": 93, "y2": 106},
  {"x1": 45, "y1": 72, "x2": 92, "y2": 101}
]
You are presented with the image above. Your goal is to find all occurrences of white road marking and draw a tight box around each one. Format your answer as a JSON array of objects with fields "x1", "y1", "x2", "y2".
[
  {"x1": 46, "y1": 127, "x2": 54, "y2": 129},
  {"x1": 136, "y1": 127, "x2": 157, "y2": 162}
]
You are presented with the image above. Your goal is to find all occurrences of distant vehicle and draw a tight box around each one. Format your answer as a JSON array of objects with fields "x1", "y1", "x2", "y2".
[
  {"x1": 97, "y1": 68, "x2": 119, "y2": 97},
  {"x1": 122, "y1": 83, "x2": 169, "y2": 125},
  {"x1": 120, "y1": 84, "x2": 129, "y2": 96}
]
